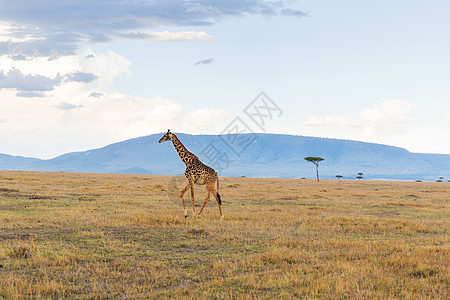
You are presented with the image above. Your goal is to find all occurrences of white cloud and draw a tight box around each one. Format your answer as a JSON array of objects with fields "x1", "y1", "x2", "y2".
[
  {"x1": 0, "y1": 49, "x2": 230, "y2": 158},
  {"x1": 445, "y1": 112, "x2": 450, "y2": 121},
  {"x1": 180, "y1": 108, "x2": 230, "y2": 133},
  {"x1": 0, "y1": 55, "x2": 80, "y2": 78},
  {"x1": 119, "y1": 31, "x2": 213, "y2": 41},
  {"x1": 360, "y1": 99, "x2": 412, "y2": 122},
  {"x1": 304, "y1": 98, "x2": 415, "y2": 142},
  {"x1": 358, "y1": 98, "x2": 414, "y2": 139},
  {"x1": 0, "y1": 49, "x2": 128, "y2": 97},
  {"x1": 0, "y1": 91, "x2": 230, "y2": 158},
  {"x1": 79, "y1": 50, "x2": 131, "y2": 91}
]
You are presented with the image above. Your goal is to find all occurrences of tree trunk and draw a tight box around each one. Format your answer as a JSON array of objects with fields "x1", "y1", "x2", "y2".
[{"x1": 316, "y1": 165, "x2": 319, "y2": 182}]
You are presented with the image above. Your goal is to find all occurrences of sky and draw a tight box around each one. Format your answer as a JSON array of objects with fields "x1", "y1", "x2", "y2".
[{"x1": 0, "y1": 0, "x2": 449, "y2": 159}]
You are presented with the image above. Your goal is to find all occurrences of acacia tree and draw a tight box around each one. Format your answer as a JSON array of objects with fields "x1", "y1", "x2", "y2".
[{"x1": 304, "y1": 157, "x2": 324, "y2": 182}]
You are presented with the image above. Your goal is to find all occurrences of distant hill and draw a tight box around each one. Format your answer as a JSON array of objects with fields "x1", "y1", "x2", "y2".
[{"x1": 1, "y1": 133, "x2": 449, "y2": 181}]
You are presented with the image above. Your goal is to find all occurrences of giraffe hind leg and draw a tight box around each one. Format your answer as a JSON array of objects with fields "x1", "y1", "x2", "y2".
[{"x1": 207, "y1": 182, "x2": 224, "y2": 218}]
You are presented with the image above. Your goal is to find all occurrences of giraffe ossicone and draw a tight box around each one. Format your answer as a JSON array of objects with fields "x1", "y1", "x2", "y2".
[{"x1": 159, "y1": 129, "x2": 224, "y2": 218}]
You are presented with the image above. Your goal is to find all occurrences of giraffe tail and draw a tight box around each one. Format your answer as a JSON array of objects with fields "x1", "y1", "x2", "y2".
[
  {"x1": 216, "y1": 176, "x2": 222, "y2": 205},
  {"x1": 217, "y1": 193, "x2": 222, "y2": 205}
]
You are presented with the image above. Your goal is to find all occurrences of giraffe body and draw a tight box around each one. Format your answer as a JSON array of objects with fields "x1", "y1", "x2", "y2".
[{"x1": 159, "y1": 130, "x2": 223, "y2": 218}]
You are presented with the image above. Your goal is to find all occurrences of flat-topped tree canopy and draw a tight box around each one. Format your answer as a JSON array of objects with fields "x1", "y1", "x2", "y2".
[
  {"x1": 304, "y1": 157, "x2": 325, "y2": 182},
  {"x1": 304, "y1": 157, "x2": 324, "y2": 166}
]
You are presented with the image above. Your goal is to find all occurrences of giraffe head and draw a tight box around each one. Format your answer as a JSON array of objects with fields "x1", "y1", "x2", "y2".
[{"x1": 158, "y1": 129, "x2": 173, "y2": 143}]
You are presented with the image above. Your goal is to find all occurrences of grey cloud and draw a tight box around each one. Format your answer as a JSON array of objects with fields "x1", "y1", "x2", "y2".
[
  {"x1": 1, "y1": 1, "x2": 306, "y2": 30},
  {"x1": 281, "y1": 8, "x2": 308, "y2": 17},
  {"x1": 0, "y1": 35, "x2": 81, "y2": 60},
  {"x1": 0, "y1": 68, "x2": 97, "y2": 97},
  {"x1": 0, "y1": 1, "x2": 305, "y2": 59},
  {"x1": 89, "y1": 92, "x2": 103, "y2": 98},
  {"x1": 66, "y1": 72, "x2": 98, "y2": 83},
  {"x1": 195, "y1": 58, "x2": 215, "y2": 65},
  {"x1": 16, "y1": 91, "x2": 45, "y2": 98},
  {"x1": 54, "y1": 101, "x2": 83, "y2": 111},
  {"x1": 0, "y1": 68, "x2": 62, "y2": 92}
]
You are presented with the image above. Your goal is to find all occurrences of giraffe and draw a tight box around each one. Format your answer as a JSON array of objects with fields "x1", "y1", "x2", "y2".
[{"x1": 159, "y1": 129, "x2": 223, "y2": 218}]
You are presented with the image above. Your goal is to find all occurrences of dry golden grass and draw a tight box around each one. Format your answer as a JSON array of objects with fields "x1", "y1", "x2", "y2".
[{"x1": 0, "y1": 171, "x2": 448, "y2": 298}]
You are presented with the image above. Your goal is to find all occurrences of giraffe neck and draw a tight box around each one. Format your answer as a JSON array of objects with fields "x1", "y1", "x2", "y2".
[{"x1": 171, "y1": 134, "x2": 197, "y2": 165}]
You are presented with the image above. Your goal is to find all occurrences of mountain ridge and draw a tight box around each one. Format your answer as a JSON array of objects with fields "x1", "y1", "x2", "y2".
[{"x1": 1, "y1": 133, "x2": 449, "y2": 181}]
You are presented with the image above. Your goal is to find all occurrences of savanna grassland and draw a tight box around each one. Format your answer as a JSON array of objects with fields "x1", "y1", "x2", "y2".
[{"x1": 0, "y1": 170, "x2": 448, "y2": 299}]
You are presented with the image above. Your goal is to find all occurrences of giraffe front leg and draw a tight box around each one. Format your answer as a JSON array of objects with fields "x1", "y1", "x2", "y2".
[
  {"x1": 198, "y1": 188, "x2": 210, "y2": 216},
  {"x1": 180, "y1": 183, "x2": 190, "y2": 218},
  {"x1": 190, "y1": 182, "x2": 197, "y2": 216}
]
